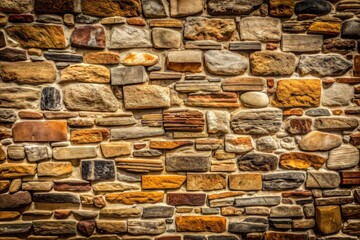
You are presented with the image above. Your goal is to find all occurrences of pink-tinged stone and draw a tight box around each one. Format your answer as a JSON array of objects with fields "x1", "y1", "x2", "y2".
[{"x1": 71, "y1": 25, "x2": 106, "y2": 49}]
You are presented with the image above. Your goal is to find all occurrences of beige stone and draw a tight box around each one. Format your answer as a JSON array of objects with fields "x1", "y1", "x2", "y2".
[
  {"x1": 60, "y1": 64, "x2": 110, "y2": 83},
  {"x1": 229, "y1": 173, "x2": 262, "y2": 191},
  {"x1": 123, "y1": 84, "x2": 170, "y2": 109},
  {"x1": 37, "y1": 162, "x2": 73, "y2": 177}
]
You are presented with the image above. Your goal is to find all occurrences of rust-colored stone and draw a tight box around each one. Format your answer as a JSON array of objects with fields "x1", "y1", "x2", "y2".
[
  {"x1": 285, "y1": 118, "x2": 312, "y2": 134},
  {"x1": 70, "y1": 128, "x2": 109, "y2": 144},
  {"x1": 84, "y1": 52, "x2": 120, "y2": 65},
  {"x1": 105, "y1": 192, "x2": 164, "y2": 205},
  {"x1": 149, "y1": 140, "x2": 193, "y2": 149},
  {"x1": 167, "y1": 193, "x2": 206, "y2": 206},
  {"x1": 142, "y1": 175, "x2": 186, "y2": 189},
  {"x1": 18, "y1": 110, "x2": 43, "y2": 119},
  {"x1": 82, "y1": 0, "x2": 141, "y2": 17},
  {"x1": 176, "y1": 216, "x2": 226, "y2": 233}
]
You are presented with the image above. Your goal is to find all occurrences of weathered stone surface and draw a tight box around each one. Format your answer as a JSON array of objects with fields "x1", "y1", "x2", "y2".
[
  {"x1": 240, "y1": 92, "x2": 269, "y2": 108},
  {"x1": 0, "y1": 109, "x2": 16, "y2": 123},
  {"x1": 225, "y1": 135, "x2": 253, "y2": 154},
  {"x1": 206, "y1": 110, "x2": 230, "y2": 134},
  {"x1": 285, "y1": 118, "x2": 312, "y2": 134},
  {"x1": 6, "y1": 25, "x2": 66, "y2": 48},
  {"x1": 176, "y1": 216, "x2": 226, "y2": 233},
  {"x1": 167, "y1": 50, "x2": 202, "y2": 73},
  {"x1": 279, "y1": 152, "x2": 326, "y2": 170},
  {"x1": 54, "y1": 180, "x2": 91, "y2": 192},
  {"x1": 167, "y1": 193, "x2": 206, "y2": 206},
  {"x1": 240, "y1": 17, "x2": 281, "y2": 42},
  {"x1": 170, "y1": 0, "x2": 203, "y2": 17},
  {"x1": 316, "y1": 206, "x2": 342, "y2": 234},
  {"x1": 44, "y1": 52, "x2": 83, "y2": 62},
  {"x1": 341, "y1": 19, "x2": 360, "y2": 39},
  {"x1": 238, "y1": 153, "x2": 278, "y2": 171},
  {"x1": 186, "y1": 174, "x2": 226, "y2": 191},
  {"x1": 299, "y1": 131, "x2": 342, "y2": 151},
  {"x1": 229, "y1": 173, "x2": 262, "y2": 191},
  {"x1": 343, "y1": 220, "x2": 360, "y2": 235},
  {"x1": 41, "y1": 87, "x2": 61, "y2": 111},
  {"x1": 270, "y1": 205, "x2": 303, "y2": 218},
  {"x1": 184, "y1": 17, "x2": 237, "y2": 41},
  {"x1": 186, "y1": 92, "x2": 240, "y2": 108},
  {"x1": 0, "y1": 222, "x2": 32, "y2": 235},
  {"x1": 71, "y1": 25, "x2": 105, "y2": 49},
  {"x1": 82, "y1": 0, "x2": 141, "y2": 17},
  {"x1": 298, "y1": 54, "x2": 352, "y2": 77},
  {"x1": 327, "y1": 145, "x2": 359, "y2": 170},
  {"x1": 61, "y1": 64, "x2": 110, "y2": 84},
  {"x1": 111, "y1": 66, "x2": 147, "y2": 86},
  {"x1": 322, "y1": 83, "x2": 354, "y2": 106},
  {"x1": 33, "y1": 193, "x2": 79, "y2": 204},
  {"x1": 0, "y1": 191, "x2": 32, "y2": 209},
  {"x1": 63, "y1": 84, "x2": 118, "y2": 112},
  {"x1": 1, "y1": 62, "x2": 56, "y2": 85},
  {"x1": 262, "y1": 172, "x2": 306, "y2": 190},
  {"x1": 142, "y1": 205, "x2": 174, "y2": 218},
  {"x1": 270, "y1": 0, "x2": 294, "y2": 17},
  {"x1": 84, "y1": 52, "x2": 120, "y2": 65},
  {"x1": 96, "y1": 220, "x2": 127, "y2": 233},
  {"x1": 231, "y1": 108, "x2": 282, "y2": 135},
  {"x1": 264, "y1": 232, "x2": 308, "y2": 240},
  {"x1": 38, "y1": 162, "x2": 72, "y2": 177},
  {"x1": 0, "y1": 163, "x2": 36, "y2": 179},
  {"x1": 315, "y1": 117, "x2": 358, "y2": 131},
  {"x1": 235, "y1": 196, "x2": 281, "y2": 207},
  {"x1": 204, "y1": 50, "x2": 247, "y2": 75},
  {"x1": 207, "y1": 0, "x2": 263, "y2": 15},
  {"x1": 21, "y1": 181, "x2": 53, "y2": 191},
  {"x1": 109, "y1": 25, "x2": 151, "y2": 49},
  {"x1": 0, "y1": 87, "x2": 40, "y2": 109},
  {"x1": 142, "y1": 0, "x2": 167, "y2": 17},
  {"x1": 229, "y1": 217, "x2": 269, "y2": 233},
  {"x1": 150, "y1": 140, "x2": 193, "y2": 150},
  {"x1": 295, "y1": 0, "x2": 331, "y2": 15},
  {"x1": 7, "y1": 146, "x2": 25, "y2": 160},
  {"x1": 121, "y1": 52, "x2": 158, "y2": 66},
  {"x1": 34, "y1": 0, "x2": 76, "y2": 13},
  {"x1": 12, "y1": 120, "x2": 67, "y2": 142},
  {"x1": 308, "y1": 19, "x2": 342, "y2": 36},
  {"x1": 100, "y1": 142, "x2": 131, "y2": 158},
  {"x1": 281, "y1": 34, "x2": 323, "y2": 52},
  {"x1": 111, "y1": 126, "x2": 164, "y2": 140},
  {"x1": 0, "y1": 47, "x2": 27, "y2": 61},
  {"x1": 123, "y1": 84, "x2": 170, "y2": 109},
  {"x1": 163, "y1": 110, "x2": 205, "y2": 132},
  {"x1": 323, "y1": 38, "x2": 356, "y2": 53},
  {"x1": 33, "y1": 220, "x2": 77, "y2": 235},
  {"x1": 133, "y1": 150, "x2": 163, "y2": 158},
  {"x1": 250, "y1": 51, "x2": 296, "y2": 76},
  {"x1": 106, "y1": 192, "x2": 164, "y2": 204},
  {"x1": 128, "y1": 220, "x2": 166, "y2": 235},
  {"x1": 100, "y1": 207, "x2": 141, "y2": 218},
  {"x1": 0, "y1": 0, "x2": 33, "y2": 13},
  {"x1": 222, "y1": 77, "x2": 264, "y2": 92},
  {"x1": 152, "y1": 28, "x2": 182, "y2": 49},
  {"x1": 81, "y1": 160, "x2": 115, "y2": 181},
  {"x1": 70, "y1": 128, "x2": 109, "y2": 144},
  {"x1": 306, "y1": 171, "x2": 340, "y2": 188},
  {"x1": 142, "y1": 175, "x2": 186, "y2": 189}
]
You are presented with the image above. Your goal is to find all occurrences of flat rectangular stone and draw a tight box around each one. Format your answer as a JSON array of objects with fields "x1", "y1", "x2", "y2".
[
  {"x1": 149, "y1": 19, "x2": 183, "y2": 28},
  {"x1": 33, "y1": 220, "x2": 77, "y2": 235},
  {"x1": 12, "y1": 120, "x2": 67, "y2": 142},
  {"x1": 149, "y1": 71, "x2": 182, "y2": 80},
  {"x1": 166, "y1": 154, "x2": 210, "y2": 172},
  {"x1": 167, "y1": 193, "x2": 206, "y2": 206},
  {"x1": 167, "y1": 50, "x2": 203, "y2": 73},
  {"x1": 163, "y1": 109, "x2": 205, "y2": 132},
  {"x1": 116, "y1": 158, "x2": 163, "y2": 173},
  {"x1": 81, "y1": 160, "x2": 115, "y2": 181},
  {"x1": 33, "y1": 193, "x2": 80, "y2": 204},
  {"x1": 222, "y1": 77, "x2": 264, "y2": 92},
  {"x1": 186, "y1": 92, "x2": 240, "y2": 108},
  {"x1": 282, "y1": 34, "x2": 323, "y2": 52},
  {"x1": 111, "y1": 127, "x2": 164, "y2": 140},
  {"x1": 53, "y1": 146, "x2": 97, "y2": 160},
  {"x1": 315, "y1": 196, "x2": 354, "y2": 205},
  {"x1": 235, "y1": 196, "x2": 281, "y2": 207},
  {"x1": 0, "y1": 87, "x2": 40, "y2": 109},
  {"x1": 123, "y1": 85, "x2": 170, "y2": 109},
  {"x1": 185, "y1": 40, "x2": 223, "y2": 50},
  {"x1": 111, "y1": 66, "x2": 147, "y2": 85},
  {"x1": 229, "y1": 41, "x2": 262, "y2": 51},
  {"x1": 44, "y1": 52, "x2": 83, "y2": 62},
  {"x1": 186, "y1": 174, "x2": 226, "y2": 191},
  {"x1": 175, "y1": 81, "x2": 221, "y2": 93},
  {"x1": 0, "y1": 222, "x2": 32, "y2": 235}
]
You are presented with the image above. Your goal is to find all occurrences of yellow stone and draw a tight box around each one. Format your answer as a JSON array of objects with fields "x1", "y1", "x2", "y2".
[
  {"x1": 142, "y1": 175, "x2": 186, "y2": 189},
  {"x1": 149, "y1": 140, "x2": 193, "y2": 150},
  {"x1": 0, "y1": 180, "x2": 10, "y2": 192},
  {"x1": 176, "y1": 216, "x2": 226, "y2": 233},
  {"x1": 0, "y1": 164, "x2": 36, "y2": 179},
  {"x1": 316, "y1": 205, "x2": 342, "y2": 234},
  {"x1": 60, "y1": 64, "x2": 110, "y2": 84},
  {"x1": 37, "y1": 162, "x2": 73, "y2": 177},
  {"x1": 279, "y1": 152, "x2": 326, "y2": 170},
  {"x1": 308, "y1": 21, "x2": 341, "y2": 36},
  {"x1": 0, "y1": 211, "x2": 20, "y2": 220},
  {"x1": 229, "y1": 173, "x2": 262, "y2": 191},
  {"x1": 105, "y1": 192, "x2": 164, "y2": 205},
  {"x1": 70, "y1": 128, "x2": 110, "y2": 144}
]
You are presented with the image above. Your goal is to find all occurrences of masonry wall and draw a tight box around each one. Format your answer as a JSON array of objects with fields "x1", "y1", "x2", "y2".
[{"x1": 0, "y1": 0, "x2": 360, "y2": 239}]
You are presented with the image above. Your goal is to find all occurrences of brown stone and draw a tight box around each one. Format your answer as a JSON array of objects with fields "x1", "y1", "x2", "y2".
[
  {"x1": 60, "y1": 64, "x2": 110, "y2": 84},
  {"x1": 78, "y1": 220, "x2": 95, "y2": 237},
  {"x1": 279, "y1": 152, "x2": 326, "y2": 170},
  {"x1": 70, "y1": 129, "x2": 110, "y2": 144},
  {"x1": 142, "y1": 175, "x2": 186, "y2": 189},
  {"x1": 121, "y1": 52, "x2": 159, "y2": 66},
  {"x1": 221, "y1": 77, "x2": 264, "y2": 92},
  {"x1": 270, "y1": 0, "x2": 294, "y2": 17},
  {"x1": 176, "y1": 216, "x2": 226, "y2": 233},
  {"x1": 0, "y1": 163, "x2": 36, "y2": 179},
  {"x1": 308, "y1": 21, "x2": 341, "y2": 36},
  {"x1": 285, "y1": 118, "x2": 312, "y2": 134},
  {"x1": 282, "y1": 190, "x2": 312, "y2": 198},
  {"x1": 149, "y1": 140, "x2": 193, "y2": 150},
  {"x1": 186, "y1": 92, "x2": 240, "y2": 108},
  {"x1": 82, "y1": 0, "x2": 141, "y2": 17},
  {"x1": 71, "y1": 25, "x2": 106, "y2": 49},
  {"x1": 316, "y1": 206, "x2": 342, "y2": 234},
  {"x1": 34, "y1": 0, "x2": 76, "y2": 13},
  {"x1": 116, "y1": 158, "x2": 163, "y2": 173},
  {"x1": 0, "y1": 191, "x2": 32, "y2": 209},
  {"x1": 123, "y1": 85, "x2": 171, "y2": 109},
  {"x1": 0, "y1": 211, "x2": 20, "y2": 220},
  {"x1": 250, "y1": 51, "x2": 296, "y2": 76},
  {"x1": 38, "y1": 162, "x2": 73, "y2": 177},
  {"x1": 149, "y1": 19, "x2": 183, "y2": 28},
  {"x1": 100, "y1": 142, "x2": 131, "y2": 158},
  {"x1": 18, "y1": 110, "x2": 43, "y2": 119},
  {"x1": 323, "y1": 38, "x2": 356, "y2": 54},
  {"x1": 208, "y1": 192, "x2": 245, "y2": 200},
  {"x1": 299, "y1": 131, "x2": 342, "y2": 151},
  {"x1": 272, "y1": 79, "x2": 321, "y2": 107},
  {"x1": 354, "y1": 55, "x2": 360, "y2": 77},
  {"x1": 12, "y1": 121, "x2": 67, "y2": 142},
  {"x1": 163, "y1": 109, "x2": 205, "y2": 132},
  {"x1": 0, "y1": 62, "x2": 56, "y2": 85},
  {"x1": 0, "y1": 87, "x2": 40, "y2": 109},
  {"x1": 186, "y1": 174, "x2": 226, "y2": 191},
  {"x1": 127, "y1": 17, "x2": 146, "y2": 25},
  {"x1": 6, "y1": 25, "x2": 66, "y2": 48},
  {"x1": 166, "y1": 193, "x2": 206, "y2": 206},
  {"x1": 264, "y1": 232, "x2": 308, "y2": 240},
  {"x1": 106, "y1": 192, "x2": 164, "y2": 205},
  {"x1": 229, "y1": 173, "x2": 262, "y2": 191},
  {"x1": 283, "y1": 108, "x2": 304, "y2": 116},
  {"x1": 54, "y1": 180, "x2": 91, "y2": 192},
  {"x1": 84, "y1": 52, "x2": 120, "y2": 65}
]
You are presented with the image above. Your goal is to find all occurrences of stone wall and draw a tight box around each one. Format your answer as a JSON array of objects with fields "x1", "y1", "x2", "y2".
[{"x1": 0, "y1": 0, "x2": 360, "y2": 239}]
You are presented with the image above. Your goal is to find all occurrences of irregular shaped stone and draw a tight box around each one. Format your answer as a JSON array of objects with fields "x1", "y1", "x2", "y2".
[
  {"x1": 240, "y1": 92, "x2": 269, "y2": 108},
  {"x1": 231, "y1": 108, "x2": 282, "y2": 135},
  {"x1": 186, "y1": 174, "x2": 226, "y2": 191},
  {"x1": 229, "y1": 217, "x2": 269, "y2": 233},
  {"x1": 75, "y1": 14, "x2": 99, "y2": 24},
  {"x1": 0, "y1": 61, "x2": 56, "y2": 85},
  {"x1": 109, "y1": 25, "x2": 151, "y2": 49},
  {"x1": 111, "y1": 66, "x2": 147, "y2": 86},
  {"x1": 100, "y1": 142, "x2": 131, "y2": 158},
  {"x1": 0, "y1": 191, "x2": 32, "y2": 209},
  {"x1": 295, "y1": 0, "x2": 331, "y2": 15},
  {"x1": 142, "y1": 205, "x2": 174, "y2": 218},
  {"x1": 240, "y1": 17, "x2": 281, "y2": 42},
  {"x1": 0, "y1": 109, "x2": 16, "y2": 123},
  {"x1": 270, "y1": 0, "x2": 294, "y2": 17},
  {"x1": 270, "y1": 205, "x2": 303, "y2": 217},
  {"x1": 71, "y1": 25, "x2": 105, "y2": 49},
  {"x1": 96, "y1": 220, "x2": 127, "y2": 233},
  {"x1": 176, "y1": 216, "x2": 226, "y2": 233},
  {"x1": 235, "y1": 196, "x2": 281, "y2": 207},
  {"x1": 207, "y1": 0, "x2": 263, "y2": 15},
  {"x1": 322, "y1": 83, "x2": 354, "y2": 106},
  {"x1": 184, "y1": 17, "x2": 237, "y2": 41},
  {"x1": 167, "y1": 50, "x2": 202, "y2": 73},
  {"x1": 222, "y1": 77, "x2": 265, "y2": 92},
  {"x1": 308, "y1": 20, "x2": 342, "y2": 35},
  {"x1": 315, "y1": 117, "x2": 358, "y2": 131},
  {"x1": 38, "y1": 162, "x2": 73, "y2": 177},
  {"x1": 21, "y1": 181, "x2": 53, "y2": 191},
  {"x1": 121, "y1": 52, "x2": 159, "y2": 66},
  {"x1": 0, "y1": 222, "x2": 32, "y2": 235},
  {"x1": 132, "y1": 150, "x2": 163, "y2": 158},
  {"x1": 280, "y1": 152, "x2": 326, "y2": 170},
  {"x1": 204, "y1": 50, "x2": 247, "y2": 75},
  {"x1": 63, "y1": 84, "x2": 118, "y2": 112},
  {"x1": 111, "y1": 126, "x2": 164, "y2": 140},
  {"x1": 229, "y1": 173, "x2": 262, "y2": 191},
  {"x1": 285, "y1": 118, "x2": 312, "y2": 134},
  {"x1": 152, "y1": 28, "x2": 182, "y2": 49},
  {"x1": 100, "y1": 207, "x2": 141, "y2": 218},
  {"x1": 281, "y1": 34, "x2": 323, "y2": 52},
  {"x1": 167, "y1": 193, "x2": 206, "y2": 206},
  {"x1": 256, "y1": 136, "x2": 278, "y2": 152},
  {"x1": 0, "y1": 211, "x2": 20, "y2": 220},
  {"x1": 0, "y1": 0, "x2": 33, "y2": 13},
  {"x1": 142, "y1": 175, "x2": 186, "y2": 189},
  {"x1": 40, "y1": 87, "x2": 61, "y2": 111},
  {"x1": 12, "y1": 120, "x2": 67, "y2": 142},
  {"x1": 81, "y1": 160, "x2": 115, "y2": 181},
  {"x1": 299, "y1": 131, "x2": 342, "y2": 151},
  {"x1": 0, "y1": 47, "x2": 27, "y2": 61},
  {"x1": 250, "y1": 51, "x2": 296, "y2": 76},
  {"x1": 306, "y1": 171, "x2": 340, "y2": 188},
  {"x1": 123, "y1": 84, "x2": 170, "y2": 109},
  {"x1": 170, "y1": 0, "x2": 204, "y2": 17},
  {"x1": 342, "y1": 220, "x2": 360, "y2": 236},
  {"x1": 272, "y1": 79, "x2": 321, "y2": 107},
  {"x1": 106, "y1": 192, "x2": 164, "y2": 204},
  {"x1": 33, "y1": 220, "x2": 77, "y2": 235},
  {"x1": 262, "y1": 172, "x2": 306, "y2": 190},
  {"x1": 327, "y1": 145, "x2": 359, "y2": 170},
  {"x1": 264, "y1": 232, "x2": 308, "y2": 240},
  {"x1": 84, "y1": 52, "x2": 120, "y2": 65},
  {"x1": 342, "y1": 19, "x2": 360, "y2": 39},
  {"x1": 206, "y1": 110, "x2": 230, "y2": 134},
  {"x1": 299, "y1": 54, "x2": 352, "y2": 77},
  {"x1": 0, "y1": 87, "x2": 40, "y2": 109},
  {"x1": 53, "y1": 147, "x2": 97, "y2": 160},
  {"x1": 128, "y1": 220, "x2": 166, "y2": 235},
  {"x1": 82, "y1": 0, "x2": 141, "y2": 17},
  {"x1": 225, "y1": 135, "x2": 253, "y2": 154},
  {"x1": 33, "y1": 193, "x2": 80, "y2": 204},
  {"x1": 166, "y1": 153, "x2": 210, "y2": 172},
  {"x1": 6, "y1": 25, "x2": 66, "y2": 48},
  {"x1": 44, "y1": 52, "x2": 83, "y2": 62},
  {"x1": 316, "y1": 206, "x2": 342, "y2": 234},
  {"x1": 142, "y1": 0, "x2": 167, "y2": 17},
  {"x1": 60, "y1": 64, "x2": 110, "y2": 84}
]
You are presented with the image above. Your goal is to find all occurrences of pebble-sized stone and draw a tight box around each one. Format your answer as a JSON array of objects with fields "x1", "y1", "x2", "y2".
[
  {"x1": 240, "y1": 17, "x2": 281, "y2": 42},
  {"x1": 262, "y1": 171, "x2": 306, "y2": 190},
  {"x1": 316, "y1": 206, "x2": 342, "y2": 234},
  {"x1": 229, "y1": 217, "x2": 269, "y2": 233},
  {"x1": 142, "y1": 205, "x2": 174, "y2": 218},
  {"x1": 41, "y1": 87, "x2": 61, "y2": 111},
  {"x1": 152, "y1": 28, "x2": 182, "y2": 49},
  {"x1": 240, "y1": 92, "x2": 269, "y2": 108},
  {"x1": 170, "y1": 0, "x2": 204, "y2": 17},
  {"x1": 81, "y1": 160, "x2": 115, "y2": 181},
  {"x1": 322, "y1": 83, "x2": 354, "y2": 106},
  {"x1": 342, "y1": 19, "x2": 360, "y2": 39},
  {"x1": 123, "y1": 84, "x2": 170, "y2": 109},
  {"x1": 281, "y1": 34, "x2": 323, "y2": 53},
  {"x1": 111, "y1": 66, "x2": 147, "y2": 85},
  {"x1": 207, "y1": 0, "x2": 263, "y2": 15},
  {"x1": 176, "y1": 216, "x2": 226, "y2": 233},
  {"x1": 204, "y1": 50, "x2": 247, "y2": 76},
  {"x1": 186, "y1": 173, "x2": 226, "y2": 191},
  {"x1": 299, "y1": 131, "x2": 342, "y2": 151},
  {"x1": 306, "y1": 171, "x2": 340, "y2": 188},
  {"x1": 142, "y1": 0, "x2": 167, "y2": 17},
  {"x1": 109, "y1": 25, "x2": 152, "y2": 49},
  {"x1": 250, "y1": 51, "x2": 296, "y2": 76},
  {"x1": 327, "y1": 145, "x2": 359, "y2": 170},
  {"x1": 225, "y1": 135, "x2": 253, "y2": 154},
  {"x1": 295, "y1": 0, "x2": 331, "y2": 15}
]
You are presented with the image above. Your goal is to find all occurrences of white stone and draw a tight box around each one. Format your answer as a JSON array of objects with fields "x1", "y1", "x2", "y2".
[
  {"x1": 322, "y1": 83, "x2": 354, "y2": 106},
  {"x1": 240, "y1": 17, "x2": 281, "y2": 42},
  {"x1": 109, "y1": 25, "x2": 152, "y2": 49}
]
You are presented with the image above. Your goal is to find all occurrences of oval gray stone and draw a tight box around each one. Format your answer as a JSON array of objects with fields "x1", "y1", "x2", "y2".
[{"x1": 204, "y1": 50, "x2": 248, "y2": 75}]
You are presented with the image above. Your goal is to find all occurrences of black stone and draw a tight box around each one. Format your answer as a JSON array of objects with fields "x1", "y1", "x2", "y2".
[
  {"x1": 33, "y1": 193, "x2": 80, "y2": 204},
  {"x1": 262, "y1": 172, "x2": 306, "y2": 191},
  {"x1": 0, "y1": 48, "x2": 27, "y2": 61},
  {"x1": 7, "y1": 14, "x2": 34, "y2": 23},
  {"x1": 142, "y1": 206, "x2": 174, "y2": 218},
  {"x1": 238, "y1": 153, "x2": 278, "y2": 171},
  {"x1": 41, "y1": 87, "x2": 61, "y2": 111},
  {"x1": 81, "y1": 160, "x2": 115, "y2": 181},
  {"x1": 75, "y1": 14, "x2": 99, "y2": 24},
  {"x1": 209, "y1": 236, "x2": 240, "y2": 240},
  {"x1": 184, "y1": 235, "x2": 207, "y2": 240},
  {"x1": 295, "y1": 0, "x2": 332, "y2": 15},
  {"x1": 229, "y1": 217, "x2": 269, "y2": 233},
  {"x1": 342, "y1": 19, "x2": 360, "y2": 39},
  {"x1": 0, "y1": 223, "x2": 32, "y2": 235},
  {"x1": 269, "y1": 218, "x2": 292, "y2": 230},
  {"x1": 0, "y1": 109, "x2": 17, "y2": 123},
  {"x1": 0, "y1": 31, "x2": 5, "y2": 48},
  {"x1": 34, "y1": 0, "x2": 75, "y2": 13},
  {"x1": 44, "y1": 52, "x2": 83, "y2": 62}
]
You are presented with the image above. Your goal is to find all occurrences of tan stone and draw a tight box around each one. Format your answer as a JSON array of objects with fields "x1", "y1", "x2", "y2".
[
  {"x1": 96, "y1": 220, "x2": 127, "y2": 233},
  {"x1": 149, "y1": 140, "x2": 193, "y2": 150},
  {"x1": 0, "y1": 180, "x2": 10, "y2": 192},
  {"x1": 0, "y1": 62, "x2": 56, "y2": 84},
  {"x1": 84, "y1": 52, "x2": 120, "y2": 65},
  {"x1": 176, "y1": 216, "x2": 226, "y2": 233},
  {"x1": 12, "y1": 121, "x2": 68, "y2": 142},
  {"x1": 170, "y1": 0, "x2": 204, "y2": 17},
  {"x1": 272, "y1": 79, "x2": 321, "y2": 107},
  {"x1": 299, "y1": 131, "x2": 342, "y2": 151},
  {"x1": 60, "y1": 64, "x2": 110, "y2": 84},
  {"x1": 106, "y1": 192, "x2": 164, "y2": 204},
  {"x1": 142, "y1": 175, "x2": 186, "y2": 189},
  {"x1": 186, "y1": 174, "x2": 226, "y2": 191},
  {"x1": 70, "y1": 129, "x2": 110, "y2": 144},
  {"x1": 0, "y1": 211, "x2": 20, "y2": 220},
  {"x1": 316, "y1": 206, "x2": 342, "y2": 234},
  {"x1": 208, "y1": 191, "x2": 245, "y2": 200},
  {"x1": 100, "y1": 142, "x2": 131, "y2": 158},
  {"x1": 93, "y1": 182, "x2": 139, "y2": 192},
  {"x1": 123, "y1": 84, "x2": 170, "y2": 109},
  {"x1": 167, "y1": 50, "x2": 203, "y2": 73},
  {"x1": 250, "y1": 51, "x2": 296, "y2": 76},
  {"x1": 37, "y1": 162, "x2": 73, "y2": 177},
  {"x1": 229, "y1": 173, "x2": 262, "y2": 191},
  {"x1": 121, "y1": 52, "x2": 159, "y2": 66},
  {"x1": 22, "y1": 181, "x2": 53, "y2": 191},
  {"x1": 279, "y1": 152, "x2": 327, "y2": 170},
  {"x1": 0, "y1": 163, "x2": 36, "y2": 179},
  {"x1": 0, "y1": 87, "x2": 40, "y2": 109}
]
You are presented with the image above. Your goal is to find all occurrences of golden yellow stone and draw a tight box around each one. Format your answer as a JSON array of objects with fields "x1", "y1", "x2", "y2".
[
  {"x1": 229, "y1": 173, "x2": 262, "y2": 191},
  {"x1": 70, "y1": 128, "x2": 109, "y2": 144},
  {"x1": 308, "y1": 21, "x2": 341, "y2": 36},
  {"x1": 0, "y1": 211, "x2": 20, "y2": 220},
  {"x1": 280, "y1": 152, "x2": 327, "y2": 170},
  {"x1": 0, "y1": 163, "x2": 36, "y2": 179},
  {"x1": 37, "y1": 162, "x2": 73, "y2": 177},
  {"x1": 176, "y1": 216, "x2": 226, "y2": 233},
  {"x1": 149, "y1": 140, "x2": 193, "y2": 150},
  {"x1": 142, "y1": 175, "x2": 186, "y2": 189},
  {"x1": 316, "y1": 205, "x2": 342, "y2": 234},
  {"x1": 105, "y1": 192, "x2": 164, "y2": 205}
]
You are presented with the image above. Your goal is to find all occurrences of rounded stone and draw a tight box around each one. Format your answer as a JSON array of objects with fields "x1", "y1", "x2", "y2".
[
  {"x1": 240, "y1": 92, "x2": 269, "y2": 108},
  {"x1": 204, "y1": 50, "x2": 248, "y2": 76}
]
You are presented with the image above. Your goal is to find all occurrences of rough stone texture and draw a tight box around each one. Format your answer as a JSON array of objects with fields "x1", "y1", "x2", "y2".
[
  {"x1": 262, "y1": 171, "x2": 306, "y2": 190},
  {"x1": 240, "y1": 17, "x2": 281, "y2": 42},
  {"x1": 282, "y1": 34, "x2": 323, "y2": 53},
  {"x1": 142, "y1": 175, "x2": 186, "y2": 189},
  {"x1": 0, "y1": 0, "x2": 33, "y2": 13},
  {"x1": 316, "y1": 206, "x2": 342, "y2": 234},
  {"x1": 71, "y1": 25, "x2": 106, "y2": 49},
  {"x1": 152, "y1": 28, "x2": 182, "y2": 49},
  {"x1": 186, "y1": 174, "x2": 226, "y2": 191},
  {"x1": 81, "y1": 160, "x2": 115, "y2": 181},
  {"x1": 204, "y1": 50, "x2": 247, "y2": 76},
  {"x1": 306, "y1": 171, "x2": 341, "y2": 188},
  {"x1": 238, "y1": 153, "x2": 278, "y2": 171},
  {"x1": 60, "y1": 64, "x2": 110, "y2": 84},
  {"x1": 327, "y1": 145, "x2": 359, "y2": 170},
  {"x1": 322, "y1": 82, "x2": 354, "y2": 106},
  {"x1": 123, "y1": 84, "x2": 170, "y2": 109},
  {"x1": 250, "y1": 51, "x2": 296, "y2": 76},
  {"x1": 109, "y1": 25, "x2": 151, "y2": 49},
  {"x1": 207, "y1": 0, "x2": 263, "y2": 15},
  {"x1": 176, "y1": 216, "x2": 226, "y2": 233},
  {"x1": 170, "y1": 0, "x2": 203, "y2": 17},
  {"x1": 82, "y1": 0, "x2": 142, "y2": 17}
]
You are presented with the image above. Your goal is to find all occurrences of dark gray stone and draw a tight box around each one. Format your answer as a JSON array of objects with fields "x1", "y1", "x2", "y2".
[
  {"x1": 0, "y1": 47, "x2": 27, "y2": 61},
  {"x1": 315, "y1": 196, "x2": 354, "y2": 206},
  {"x1": 142, "y1": 205, "x2": 174, "y2": 218},
  {"x1": 75, "y1": 14, "x2": 99, "y2": 24},
  {"x1": 235, "y1": 196, "x2": 281, "y2": 207},
  {"x1": 229, "y1": 217, "x2": 269, "y2": 233},
  {"x1": 133, "y1": 149, "x2": 163, "y2": 157},
  {"x1": 33, "y1": 220, "x2": 77, "y2": 235},
  {"x1": 0, "y1": 109, "x2": 16, "y2": 123},
  {"x1": 0, "y1": 191, "x2": 32, "y2": 210},
  {"x1": 0, "y1": 222, "x2": 32, "y2": 235},
  {"x1": 342, "y1": 19, "x2": 360, "y2": 39},
  {"x1": 184, "y1": 235, "x2": 207, "y2": 240},
  {"x1": 207, "y1": 0, "x2": 263, "y2": 15},
  {"x1": 295, "y1": 0, "x2": 332, "y2": 15},
  {"x1": 33, "y1": 193, "x2": 80, "y2": 204},
  {"x1": 209, "y1": 236, "x2": 239, "y2": 240},
  {"x1": 305, "y1": 108, "x2": 331, "y2": 116},
  {"x1": 44, "y1": 52, "x2": 83, "y2": 62},
  {"x1": 142, "y1": 0, "x2": 167, "y2": 17},
  {"x1": 238, "y1": 153, "x2": 278, "y2": 171},
  {"x1": 36, "y1": 14, "x2": 63, "y2": 23},
  {"x1": 262, "y1": 172, "x2": 306, "y2": 191},
  {"x1": 165, "y1": 154, "x2": 210, "y2": 172},
  {"x1": 41, "y1": 86, "x2": 61, "y2": 111},
  {"x1": 269, "y1": 218, "x2": 292, "y2": 229},
  {"x1": 81, "y1": 160, "x2": 115, "y2": 181}
]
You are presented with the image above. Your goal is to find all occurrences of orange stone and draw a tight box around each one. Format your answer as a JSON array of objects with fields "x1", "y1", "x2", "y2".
[
  {"x1": 127, "y1": 17, "x2": 146, "y2": 25},
  {"x1": 105, "y1": 192, "x2": 164, "y2": 205},
  {"x1": 279, "y1": 152, "x2": 327, "y2": 170},
  {"x1": 208, "y1": 191, "x2": 245, "y2": 200},
  {"x1": 176, "y1": 216, "x2": 226, "y2": 233},
  {"x1": 100, "y1": 142, "x2": 131, "y2": 158},
  {"x1": 18, "y1": 110, "x2": 43, "y2": 119},
  {"x1": 283, "y1": 108, "x2": 304, "y2": 116},
  {"x1": 12, "y1": 120, "x2": 67, "y2": 142},
  {"x1": 0, "y1": 163, "x2": 36, "y2": 179},
  {"x1": 149, "y1": 140, "x2": 193, "y2": 150},
  {"x1": 0, "y1": 211, "x2": 20, "y2": 220},
  {"x1": 70, "y1": 128, "x2": 109, "y2": 144},
  {"x1": 142, "y1": 175, "x2": 186, "y2": 189},
  {"x1": 84, "y1": 52, "x2": 120, "y2": 65},
  {"x1": 308, "y1": 21, "x2": 341, "y2": 36}
]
